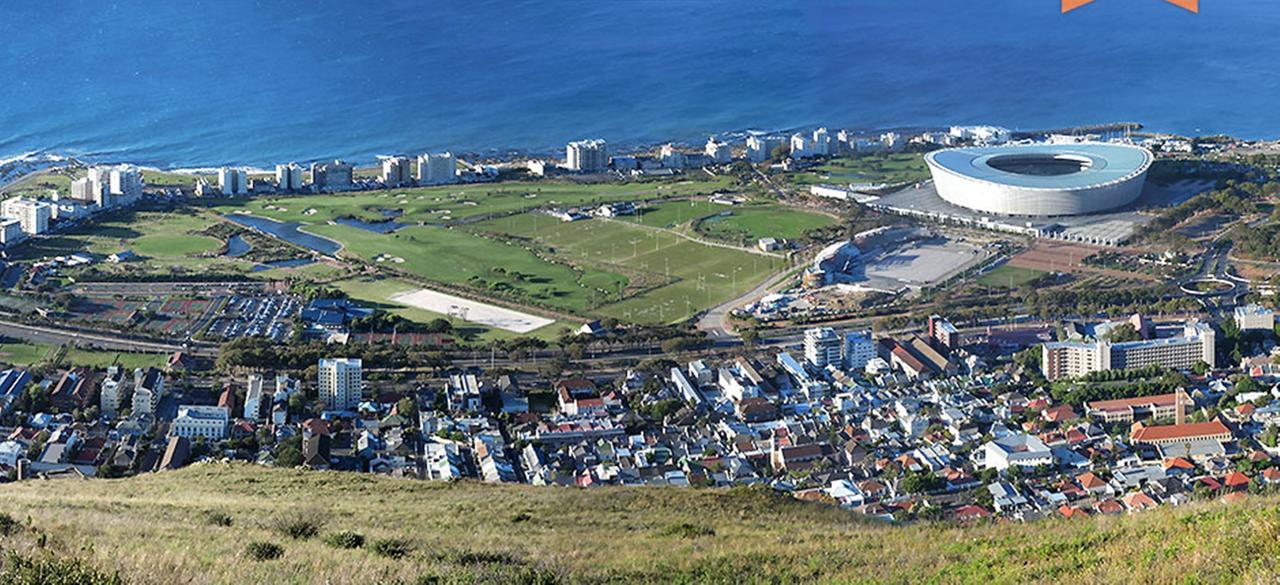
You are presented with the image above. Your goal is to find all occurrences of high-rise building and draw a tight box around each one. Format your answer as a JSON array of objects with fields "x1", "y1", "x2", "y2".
[
  {"x1": 705, "y1": 137, "x2": 733, "y2": 163},
  {"x1": 417, "y1": 152, "x2": 457, "y2": 185},
  {"x1": 275, "y1": 163, "x2": 304, "y2": 191},
  {"x1": 381, "y1": 156, "x2": 413, "y2": 186},
  {"x1": 70, "y1": 176, "x2": 108, "y2": 207},
  {"x1": 928, "y1": 315, "x2": 960, "y2": 351},
  {"x1": 244, "y1": 373, "x2": 264, "y2": 421},
  {"x1": 310, "y1": 160, "x2": 354, "y2": 191},
  {"x1": 0, "y1": 198, "x2": 52, "y2": 235},
  {"x1": 811, "y1": 127, "x2": 831, "y2": 156},
  {"x1": 0, "y1": 218, "x2": 23, "y2": 247},
  {"x1": 318, "y1": 358, "x2": 362, "y2": 411},
  {"x1": 746, "y1": 135, "x2": 785, "y2": 162},
  {"x1": 99, "y1": 366, "x2": 130, "y2": 417},
  {"x1": 108, "y1": 165, "x2": 144, "y2": 204},
  {"x1": 1041, "y1": 321, "x2": 1215, "y2": 381},
  {"x1": 218, "y1": 167, "x2": 248, "y2": 196},
  {"x1": 804, "y1": 327, "x2": 843, "y2": 370},
  {"x1": 843, "y1": 330, "x2": 876, "y2": 372},
  {"x1": 565, "y1": 139, "x2": 608, "y2": 172},
  {"x1": 131, "y1": 367, "x2": 166, "y2": 418},
  {"x1": 659, "y1": 144, "x2": 687, "y2": 169}
]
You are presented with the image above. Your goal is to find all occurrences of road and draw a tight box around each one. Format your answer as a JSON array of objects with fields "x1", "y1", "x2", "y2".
[
  {"x1": 697, "y1": 265, "x2": 799, "y2": 340},
  {"x1": 0, "y1": 320, "x2": 209, "y2": 356}
]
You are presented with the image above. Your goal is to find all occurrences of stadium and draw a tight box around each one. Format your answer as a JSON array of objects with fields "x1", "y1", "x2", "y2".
[{"x1": 924, "y1": 143, "x2": 1153, "y2": 217}]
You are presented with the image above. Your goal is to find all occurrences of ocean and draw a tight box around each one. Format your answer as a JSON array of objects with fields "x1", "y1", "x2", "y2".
[{"x1": 1, "y1": 0, "x2": 1277, "y2": 168}]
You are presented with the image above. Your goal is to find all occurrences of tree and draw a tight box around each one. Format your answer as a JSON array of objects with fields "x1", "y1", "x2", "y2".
[
  {"x1": 1192, "y1": 360, "x2": 1211, "y2": 376},
  {"x1": 395, "y1": 397, "x2": 419, "y2": 422},
  {"x1": 740, "y1": 328, "x2": 760, "y2": 349}
]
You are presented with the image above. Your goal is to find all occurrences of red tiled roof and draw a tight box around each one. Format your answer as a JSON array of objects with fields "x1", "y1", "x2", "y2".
[
  {"x1": 1224, "y1": 471, "x2": 1251, "y2": 488},
  {"x1": 1131, "y1": 421, "x2": 1231, "y2": 443},
  {"x1": 1077, "y1": 471, "x2": 1106, "y2": 490},
  {"x1": 1087, "y1": 393, "x2": 1179, "y2": 412},
  {"x1": 1163, "y1": 457, "x2": 1194, "y2": 470}
]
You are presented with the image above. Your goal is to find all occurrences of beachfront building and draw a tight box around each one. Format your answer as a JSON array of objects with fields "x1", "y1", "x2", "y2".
[
  {"x1": 218, "y1": 167, "x2": 248, "y2": 196},
  {"x1": 108, "y1": 165, "x2": 144, "y2": 205},
  {"x1": 1235, "y1": 304, "x2": 1275, "y2": 333},
  {"x1": 660, "y1": 144, "x2": 687, "y2": 169},
  {"x1": 170, "y1": 405, "x2": 230, "y2": 440},
  {"x1": 318, "y1": 358, "x2": 362, "y2": 411},
  {"x1": 70, "y1": 175, "x2": 107, "y2": 207},
  {"x1": 565, "y1": 139, "x2": 608, "y2": 172},
  {"x1": 746, "y1": 135, "x2": 785, "y2": 162},
  {"x1": 1041, "y1": 321, "x2": 1215, "y2": 381},
  {"x1": 0, "y1": 198, "x2": 52, "y2": 235},
  {"x1": 275, "y1": 163, "x2": 304, "y2": 191},
  {"x1": 804, "y1": 327, "x2": 842, "y2": 370},
  {"x1": 705, "y1": 137, "x2": 733, "y2": 163},
  {"x1": 417, "y1": 152, "x2": 457, "y2": 185},
  {"x1": 310, "y1": 160, "x2": 354, "y2": 191},
  {"x1": 381, "y1": 156, "x2": 413, "y2": 187}
]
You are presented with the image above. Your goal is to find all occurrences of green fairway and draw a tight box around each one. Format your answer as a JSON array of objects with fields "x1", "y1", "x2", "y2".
[
  {"x1": 471, "y1": 214, "x2": 783, "y2": 324},
  {"x1": 976, "y1": 264, "x2": 1048, "y2": 288},
  {"x1": 697, "y1": 204, "x2": 837, "y2": 244},
  {"x1": 789, "y1": 153, "x2": 930, "y2": 186},
  {"x1": 309, "y1": 223, "x2": 626, "y2": 313},
  {"x1": 213, "y1": 178, "x2": 735, "y2": 225},
  {"x1": 132, "y1": 233, "x2": 223, "y2": 257},
  {"x1": 8, "y1": 208, "x2": 294, "y2": 278},
  {"x1": 631, "y1": 200, "x2": 728, "y2": 230},
  {"x1": 0, "y1": 342, "x2": 55, "y2": 366}
]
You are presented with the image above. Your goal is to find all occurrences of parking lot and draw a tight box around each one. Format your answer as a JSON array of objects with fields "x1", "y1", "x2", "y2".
[{"x1": 205, "y1": 294, "x2": 301, "y2": 342}]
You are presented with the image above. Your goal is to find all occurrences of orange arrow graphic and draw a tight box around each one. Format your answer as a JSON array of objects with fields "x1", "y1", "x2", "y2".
[{"x1": 1063, "y1": 0, "x2": 1198, "y2": 13}]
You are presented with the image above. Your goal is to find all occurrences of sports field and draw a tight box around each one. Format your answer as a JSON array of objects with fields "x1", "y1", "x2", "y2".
[
  {"x1": 331, "y1": 276, "x2": 566, "y2": 341},
  {"x1": 697, "y1": 205, "x2": 836, "y2": 243},
  {"x1": 976, "y1": 264, "x2": 1048, "y2": 289},
  {"x1": 471, "y1": 214, "x2": 783, "y2": 323}
]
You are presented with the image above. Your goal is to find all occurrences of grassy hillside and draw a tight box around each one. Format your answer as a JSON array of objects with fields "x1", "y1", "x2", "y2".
[{"x1": 1, "y1": 464, "x2": 1277, "y2": 583}]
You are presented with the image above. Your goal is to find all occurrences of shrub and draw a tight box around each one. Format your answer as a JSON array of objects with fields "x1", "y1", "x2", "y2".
[
  {"x1": 659, "y1": 523, "x2": 716, "y2": 539},
  {"x1": 324, "y1": 530, "x2": 365, "y2": 549},
  {"x1": 203, "y1": 510, "x2": 233, "y2": 527},
  {"x1": 244, "y1": 541, "x2": 284, "y2": 562},
  {"x1": 370, "y1": 537, "x2": 413, "y2": 559},
  {"x1": 0, "y1": 551, "x2": 123, "y2": 584},
  {"x1": 0, "y1": 513, "x2": 21, "y2": 536},
  {"x1": 269, "y1": 508, "x2": 326, "y2": 540}
]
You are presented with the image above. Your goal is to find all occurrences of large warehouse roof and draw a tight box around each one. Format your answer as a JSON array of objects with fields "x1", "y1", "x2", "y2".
[{"x1": 926, "y1": 143, "x2": 1152, "y2": 191}]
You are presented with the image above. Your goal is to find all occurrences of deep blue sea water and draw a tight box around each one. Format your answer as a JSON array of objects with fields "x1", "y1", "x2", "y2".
[{"x1": 1, "y1": 0, "x2": 1278, "y2": 168}]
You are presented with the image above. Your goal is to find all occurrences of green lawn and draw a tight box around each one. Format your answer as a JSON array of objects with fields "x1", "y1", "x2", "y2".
[
  {"x1": 9, "y1": 208, "x2": 287, "y2": 278},
  {"x1": 976, "y1": 264, "x2": 1048, "y2": 288},
  {"x1": 61, "y1": 348, "x2": 169, "y2": 369},
  {"x1": 471, "y1": 214, "x2": 782, "y2": 324},
  {"x1": 697, "y1": 204, "x2": 837, "y2": 244},
  {"x1": 0, "y1": 343, "x2": 166, "y2": 369},
  {"x1": 789, "y1": 153, "x2": 930, "y2": 186},
  {"x1": 310, "y1": 223, "x2": 625, "y2": 314},
  {"x1": 213, "y1": 178, "x2": 735, "y2": 225},
  {"x1": 0, "y1": 167, "x2": 81, "y2": 199},
  {"x1": 0, "y1": 342, "x2": 55, "y2": 366}
]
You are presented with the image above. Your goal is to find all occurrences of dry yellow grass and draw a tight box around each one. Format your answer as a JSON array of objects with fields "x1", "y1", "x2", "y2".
[{"x1": 0, "y1": 463, "x2": 1278, "y2": 583}]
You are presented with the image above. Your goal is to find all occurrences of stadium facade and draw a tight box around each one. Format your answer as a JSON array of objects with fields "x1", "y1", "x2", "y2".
[{"x1": 925, "y1": 143, "x2": 1152, "y2": 217}]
